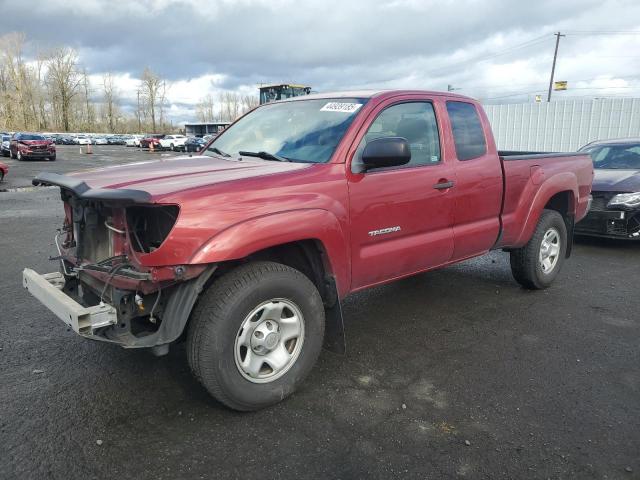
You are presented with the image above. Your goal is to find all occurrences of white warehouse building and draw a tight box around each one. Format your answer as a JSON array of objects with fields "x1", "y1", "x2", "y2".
[{"x1": 483, "y1": 98, "x2": 640, "y2": 152}]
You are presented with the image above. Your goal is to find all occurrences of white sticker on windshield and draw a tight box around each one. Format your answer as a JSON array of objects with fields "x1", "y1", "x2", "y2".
[{"x1": 320, "y1": 102, "x2": 363, "y2": 113}]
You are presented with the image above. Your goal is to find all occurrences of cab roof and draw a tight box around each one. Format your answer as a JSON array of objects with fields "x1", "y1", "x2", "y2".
[{"x1": 278, "y1": 89, "x2": 475, "y2": 102}]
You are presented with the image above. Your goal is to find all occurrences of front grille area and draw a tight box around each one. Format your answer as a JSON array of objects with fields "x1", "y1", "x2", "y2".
[{"x1": 576, "y1": 193, "x2": 640, "y2": 238}]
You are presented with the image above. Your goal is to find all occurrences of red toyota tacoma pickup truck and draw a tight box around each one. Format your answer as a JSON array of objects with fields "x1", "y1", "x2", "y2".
[{"x1": 23, "y1": 90, "x2": 593, "y2": 410}]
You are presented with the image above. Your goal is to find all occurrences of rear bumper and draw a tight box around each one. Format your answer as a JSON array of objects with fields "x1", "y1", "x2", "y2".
[{"x1": 22, "y1": 268, "x2": 118, "y2": 336}]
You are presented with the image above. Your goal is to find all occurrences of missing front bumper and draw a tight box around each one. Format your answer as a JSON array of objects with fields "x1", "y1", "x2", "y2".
[{"x1": 22, "y1": 268, "x2": 118, "y2": 336}]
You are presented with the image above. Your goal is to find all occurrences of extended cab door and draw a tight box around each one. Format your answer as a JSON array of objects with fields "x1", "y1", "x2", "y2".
[
  {"x1": 347, "y1": 98, "x2": 455, "y2": 290},
  {"x1": 445, "y1": 100, "x2": 503, "y2": 260}
]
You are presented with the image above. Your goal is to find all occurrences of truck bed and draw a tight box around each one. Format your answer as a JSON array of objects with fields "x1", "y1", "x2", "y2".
[{"x1": 497, "y1": 151, "x2": 593, "y2": 248}]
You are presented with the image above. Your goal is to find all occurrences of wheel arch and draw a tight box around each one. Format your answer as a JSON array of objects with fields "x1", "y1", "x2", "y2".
[
  {"x1": 189, "y1": 209, "x2": 350, "y2": 298},
  {"x1": 509, "y1": 173, "x2": 578, "y2": 249}
]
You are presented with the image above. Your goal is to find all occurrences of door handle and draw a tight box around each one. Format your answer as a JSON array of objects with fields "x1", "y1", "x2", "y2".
[{"x1": 433, "y1": 180, "x2": 454, "y2": 190}]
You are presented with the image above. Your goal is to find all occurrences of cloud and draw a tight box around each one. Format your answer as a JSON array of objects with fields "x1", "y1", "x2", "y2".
[{"x1": 2, "y1": 0, "x2": 639, "y2": 122}]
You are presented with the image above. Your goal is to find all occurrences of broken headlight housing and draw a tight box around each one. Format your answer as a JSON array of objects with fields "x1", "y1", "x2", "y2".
[
  {"x1": 607, "y1": 192, "x2": 640, "y2": 209},
  {"x1": 126, "y1": 205, "x2": 179, "y2": 253}
]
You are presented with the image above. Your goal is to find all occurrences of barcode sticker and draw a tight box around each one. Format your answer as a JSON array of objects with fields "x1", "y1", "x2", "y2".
[{"x1": 320, "y1": 102, "x2": 363, "y2": 113}]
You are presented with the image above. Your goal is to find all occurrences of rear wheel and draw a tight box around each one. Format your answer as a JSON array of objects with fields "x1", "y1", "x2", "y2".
[
  {"x1": 510, "y1": 209, "x2": 567, "y2": 289},
  {"x1": 187, "y1": 261, "x2": 325, "y2": 411}
]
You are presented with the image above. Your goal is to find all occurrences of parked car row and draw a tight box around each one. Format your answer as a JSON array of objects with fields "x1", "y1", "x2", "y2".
[{"x1": 137, "y1": 134, "x2": 209, "y2": 152}]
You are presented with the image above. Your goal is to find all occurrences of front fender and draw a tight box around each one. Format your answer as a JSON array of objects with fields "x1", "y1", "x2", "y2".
[
  {"x1": 189, "y1": 209, "x2": 350, "y2": 297},
  {"x1": 514, "y1": 172, "x2": 578, "y2": 246}
]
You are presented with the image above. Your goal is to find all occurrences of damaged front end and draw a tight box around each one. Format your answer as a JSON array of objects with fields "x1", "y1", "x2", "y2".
[
  {"x1": 575, "y1": 191, "x2": 640, "y2": 240},
  {"x1": 23, "y1": 172, "x2": 214, "y2": 353}
]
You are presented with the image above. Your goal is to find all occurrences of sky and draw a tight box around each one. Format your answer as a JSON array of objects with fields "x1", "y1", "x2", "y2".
[{"x1": 1, "y1": 0, "x2": 639, "y2": 124}]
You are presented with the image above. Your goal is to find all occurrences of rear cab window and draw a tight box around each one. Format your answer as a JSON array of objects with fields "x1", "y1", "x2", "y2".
[{"x1": 446, "y1": 101, "x2": 487, "y2": 161}]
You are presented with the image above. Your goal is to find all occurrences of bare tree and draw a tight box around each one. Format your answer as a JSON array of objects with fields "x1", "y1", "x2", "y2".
[
  {"x1": 219, "y1": 91, "x2": 241, "y2": 122},
  {"x1": 139, "y1": 67, "x2": 164, "y2": 132},
  {"x1": 196, "y1": 94, "x2": 216, "y2": 122},
  {"x1": 103, "y1": 72, "x2": 119, "y2": 132},
  {"x1": 0, "y1": 33, "x2": 33, "y2": 129},
  {"x1": 81, "y1": 68, "x2": 95, "y2": 130},
  {"x1": 241, "y1": 94, "x2": 259, "y2": 113},
  {"x1": 46, "y1": 47, "x2": 82, "y2": 131}
]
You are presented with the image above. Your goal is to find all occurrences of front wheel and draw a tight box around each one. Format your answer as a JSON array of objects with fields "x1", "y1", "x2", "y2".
[
  {"x1": 187, "y1": 261, "x2": 325, "y2": 411},
  {"x1": 510, "y1": 209, "x2": 567, "y2": 289}
]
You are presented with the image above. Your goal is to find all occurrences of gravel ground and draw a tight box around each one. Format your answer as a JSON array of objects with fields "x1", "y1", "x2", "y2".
[{"x1": 0, "y1": 146, "x2": 639, "y2": 479}]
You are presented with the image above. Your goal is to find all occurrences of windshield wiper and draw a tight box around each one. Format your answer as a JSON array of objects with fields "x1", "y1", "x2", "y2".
[
  {"x1": 208, "y1": 147, "x2": 230, "y2": 157},
  {"x1": 238, "y1": 150, "x2": 290, "y2": 162}
]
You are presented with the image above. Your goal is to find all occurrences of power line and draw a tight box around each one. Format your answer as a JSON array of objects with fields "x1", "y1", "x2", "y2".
[
  {"x1": 470, "y1": 75, "x2": 640, "y2": 93},
  {"x1": 422, "y1": 33, "x2": 552, "y2": 77},
  {"x1": 564, "y1": 30, "x2": 640, "y2": 36},
  {"x1": 482, "y1": 86, "x2": 640, "y2": 101}
]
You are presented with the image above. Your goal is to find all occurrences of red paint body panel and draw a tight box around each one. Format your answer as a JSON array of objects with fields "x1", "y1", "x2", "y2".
[{"x1": 52, "y1": 90, "x2": 593, "y2": 299}]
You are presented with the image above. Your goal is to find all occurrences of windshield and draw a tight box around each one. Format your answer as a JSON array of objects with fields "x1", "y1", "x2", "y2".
[
  {"x1": 20, "y1": 134, "x2": 45, "y2": 140},
  {"x1": 587, "y1": 144, "x2": 640, "y2": 169},
  {"x1": 203, "y1": 98, "x2": 367, "y2": 163}
]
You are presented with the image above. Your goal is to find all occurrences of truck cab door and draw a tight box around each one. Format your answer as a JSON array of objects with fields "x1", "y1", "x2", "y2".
[
  {"x1": 445, "y1": 101, "x2": 503, "y2": 260},
  {"x1": 347, "y1": 99, "x2": 455, "y2": 290}
]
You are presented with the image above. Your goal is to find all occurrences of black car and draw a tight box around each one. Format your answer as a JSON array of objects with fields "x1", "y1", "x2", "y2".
[
  {"x1": 575, "y1": 138, "x2": 640, "y2": 239},
  {"x1": 107, "y1": 135, "x2": 127, "y2": 145},
  {"x1": 57, "y1": 136, "x2": 75, "y2": 145},
  {"x1": 1, "y1": 134, "x2": 11, "y2": 157},
  {"x1": 183, "y1": 136, "x2": 207, "y2": 153}
]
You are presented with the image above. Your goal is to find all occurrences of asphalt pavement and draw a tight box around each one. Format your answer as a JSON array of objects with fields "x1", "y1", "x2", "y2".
[{"x1": 1, "y1": 146, "x2": 638, "y2": 479}]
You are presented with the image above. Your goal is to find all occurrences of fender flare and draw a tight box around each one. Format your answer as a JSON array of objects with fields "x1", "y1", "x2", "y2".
[
  {"x1": 189, "y1": 208, "x2": 351, "y2": 297},
  {"x1": 512, "y1": 172, "x2": 578, "y2": 246}
]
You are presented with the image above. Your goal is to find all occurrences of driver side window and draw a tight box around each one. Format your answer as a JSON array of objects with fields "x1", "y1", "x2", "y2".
[{"x1": 358, "y1": 101, "x2": 441, "y2": 170}]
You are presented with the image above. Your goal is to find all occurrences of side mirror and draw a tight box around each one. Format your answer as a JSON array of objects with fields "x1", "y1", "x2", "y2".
[{"x1": 360, "y1": 137, "x2": 411, "y2": 171}]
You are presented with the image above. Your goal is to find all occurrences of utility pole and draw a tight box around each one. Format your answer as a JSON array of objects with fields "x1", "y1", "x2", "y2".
[{"x1": 547, "y1": 32, "x2": 565, "y2": 102}]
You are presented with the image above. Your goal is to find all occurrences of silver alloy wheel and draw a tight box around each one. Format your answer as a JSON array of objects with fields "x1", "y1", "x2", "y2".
[
  {"x1": 539, "y1": 227, "x2": 561, "y2": 274},
  {"x1": 234, "y1": 298, "x2": 305, "y2": 383}
]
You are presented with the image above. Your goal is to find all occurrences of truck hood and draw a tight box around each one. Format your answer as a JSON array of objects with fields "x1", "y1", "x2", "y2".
[
  {"x1": 19, "y1": 140, "x2": 51, "y2": 146},
  {"x1": 66, "y1": 154, "x2": 311, "y2": 198},
  {"x1": 593, "y1": 169, "x2": 640, "y2": 193}
]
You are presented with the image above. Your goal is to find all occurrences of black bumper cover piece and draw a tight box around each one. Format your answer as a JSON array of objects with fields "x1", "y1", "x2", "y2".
[{"x1": 32, "y1": 172, "x2": 152, "y2": 204}]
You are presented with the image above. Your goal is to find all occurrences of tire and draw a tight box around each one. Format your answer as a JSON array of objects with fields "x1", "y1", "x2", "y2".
[
  {"x1": 49, "y1": 155, "x2": 56, "y2": 161},
  {"x1": 170, "y1": 143, "x2": 175, "y2": 151},
  {"x1": 510, "y1": 209, "x2": 567, "y2": 289},
  {"x1": 0, "y1": 171, "x2": 4, "y2": 182},
  {"x1": 10, "y1": 150, "x2": 16, "y2": 159},
  {"x1": 187, "y1": 261, "x2": 325, "y2": 411},
  {"x1": 2, "y1": 150, "x2": 8, "y2": 157}
]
